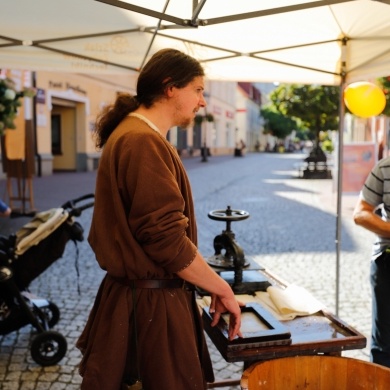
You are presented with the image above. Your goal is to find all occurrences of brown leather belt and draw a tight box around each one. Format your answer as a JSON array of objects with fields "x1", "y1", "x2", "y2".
[{"x1": 109, "y1": 275, "x2": 194, "y2": 290}]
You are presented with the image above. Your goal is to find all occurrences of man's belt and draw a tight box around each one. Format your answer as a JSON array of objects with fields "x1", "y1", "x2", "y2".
[{"x1": 109, "y1": 275, "x2": 194, "y2": 290}]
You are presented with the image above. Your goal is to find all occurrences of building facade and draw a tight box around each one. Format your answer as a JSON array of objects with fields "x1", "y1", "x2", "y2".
[
  {"x1": 1, "y1": 70, "x2": 269, "y2": 177},
  {"x1": 236, "y1": 82, "x2": 263, "y2": 152}
]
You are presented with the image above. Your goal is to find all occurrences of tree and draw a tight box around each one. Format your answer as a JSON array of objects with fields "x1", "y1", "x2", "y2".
[
  {"x1": 267, "y1": 84, "x2": 340, "y2": 150},
  {"x1": 0, "y1": 78, "x2": 35, "y2": 134},
  {"x1": 377, "y1": 76, "x2": 390, "y2": 116},
  {"x1": 260, "y1": 107, "x2": 301, "y2": 139}
]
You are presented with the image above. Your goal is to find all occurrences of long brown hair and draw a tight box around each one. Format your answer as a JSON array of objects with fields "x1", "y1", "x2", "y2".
[{"x1": 93, "y1": 48, "x2": 205, "y2": 149}]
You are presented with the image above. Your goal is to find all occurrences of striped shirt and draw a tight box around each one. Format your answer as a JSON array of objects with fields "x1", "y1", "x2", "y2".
[{"x1": 361, "y1": 156, "x2": 390, "y2": 258}]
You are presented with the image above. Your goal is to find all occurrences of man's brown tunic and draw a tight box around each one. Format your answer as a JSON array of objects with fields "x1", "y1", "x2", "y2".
[{"x1": 77, "y1": 116, "x2": 214, "y2": 389}]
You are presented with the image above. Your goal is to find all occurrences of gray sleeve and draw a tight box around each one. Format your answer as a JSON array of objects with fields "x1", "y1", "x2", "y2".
[{"x1": 361, "y1": 163, "x2": 384, "y2": 207}]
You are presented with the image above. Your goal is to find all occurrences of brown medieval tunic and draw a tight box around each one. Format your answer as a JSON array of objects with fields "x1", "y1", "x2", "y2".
[{"x1": 76, "y1": 115, "x2": 214, "y2": 390}]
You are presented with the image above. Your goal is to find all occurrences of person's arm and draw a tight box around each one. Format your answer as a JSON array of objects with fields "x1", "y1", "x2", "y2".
[
  {"x1": 0, "y1": 199, "x2": 11, "y2": 217},
  {"x1": 353, "y1": 198, "x2": 390, "y2": 237},
  {"x1": 177, "y1": 251, "x2": 243, "y2": 340}
]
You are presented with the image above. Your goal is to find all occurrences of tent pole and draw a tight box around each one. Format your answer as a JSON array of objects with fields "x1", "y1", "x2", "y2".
[
  {"x1": 335, "y1": 79, "x2": 345, "y2": 317},
  {"x1": 335, "y1": 40, "x2": 347, "y2": 316}
]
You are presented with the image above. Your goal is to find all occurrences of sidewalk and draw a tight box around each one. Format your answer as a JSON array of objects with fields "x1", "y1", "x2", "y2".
[
  {"x1": 0, "y1": 172, "x2": 97, "y2": 237},
  {"x1": 0, "y1": 152, "x2": 374, "y2": 390}
]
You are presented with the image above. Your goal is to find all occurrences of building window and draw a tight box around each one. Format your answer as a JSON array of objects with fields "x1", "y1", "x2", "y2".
[{"x1": 51, "y1": 114, "x2": 62, "y2": 155}]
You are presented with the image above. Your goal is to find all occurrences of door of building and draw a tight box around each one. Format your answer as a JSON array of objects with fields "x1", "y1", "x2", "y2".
[{"x1": 51, "y1": 100, "x2": 77, "y2": 171}]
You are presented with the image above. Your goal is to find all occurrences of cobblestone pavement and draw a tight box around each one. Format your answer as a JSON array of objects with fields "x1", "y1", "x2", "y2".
[{"x1": 0, "y1": 152, "x2": 374, "y2": 389}]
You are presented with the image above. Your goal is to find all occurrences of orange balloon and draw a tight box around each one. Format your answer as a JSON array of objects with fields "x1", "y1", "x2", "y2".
[{"x1": 344, "y1": 82, "x2": 386, "y2": 118}]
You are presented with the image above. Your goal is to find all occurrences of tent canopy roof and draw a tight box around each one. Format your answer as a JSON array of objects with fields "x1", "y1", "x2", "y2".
[{"x1": 1, "y1": 0, "x2": 390, "y2": 84}]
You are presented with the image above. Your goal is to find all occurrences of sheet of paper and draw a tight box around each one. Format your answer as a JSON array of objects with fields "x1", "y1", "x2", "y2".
[
  {"x1": 254, "y1": 291, "x2": 293, "y2": 321},
  {"x1": 266, "y1": 284, "x2": 325, "y2": 319},
  {"x1": 197, "y1": 284, "x2": 325, "y2": 321},
  {"x1": 198, "y1": 294, "x2": 258, "y2": 310}
]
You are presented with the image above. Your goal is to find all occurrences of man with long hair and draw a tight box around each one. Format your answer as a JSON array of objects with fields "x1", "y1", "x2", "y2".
[{"x1": 77, "y1": 48, "x2": 243, "y2": 390}]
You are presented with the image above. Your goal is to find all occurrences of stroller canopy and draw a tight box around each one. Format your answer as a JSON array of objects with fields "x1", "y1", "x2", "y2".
[{"x1": 15, "y1": 208, "x2": 69, "y2": 256}]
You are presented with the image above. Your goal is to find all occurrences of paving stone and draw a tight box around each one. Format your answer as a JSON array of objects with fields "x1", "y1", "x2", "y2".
[{"x1": 0, "y1": 153, "x2": 374, "y2": 389}]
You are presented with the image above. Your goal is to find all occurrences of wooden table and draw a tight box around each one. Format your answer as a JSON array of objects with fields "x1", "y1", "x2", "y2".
[{"x1": 202, "y1": 269, "x2": 367, "y2": 389}]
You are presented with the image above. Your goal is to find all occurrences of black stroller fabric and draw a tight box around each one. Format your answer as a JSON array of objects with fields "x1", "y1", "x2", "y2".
[
  {"x1": 12, "y1": 223, "x2": 73, "y2": 290},
  {"x1": 8, "y1": 205, "x2": 85, "y2": 290}
]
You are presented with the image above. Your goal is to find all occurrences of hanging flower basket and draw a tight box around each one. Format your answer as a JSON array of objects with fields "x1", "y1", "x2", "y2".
[
  {"x1": 205, "y1": 113, "x2": 214, "y2": 122},
  {"x1": 194, "y1": 114, "x2": 204, "y2": 125},
  {"x1": 194, "y1": 113, "x2": 214, "y2": 125},
  {"x1": 0, "y1": 78, "x2": 36, "y2": 134}
]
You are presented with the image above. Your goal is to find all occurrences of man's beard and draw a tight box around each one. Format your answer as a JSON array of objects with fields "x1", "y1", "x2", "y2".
[
  {"x1": 177, "y1": 116, "x2": 194, "y2": 129},
  {"x1": 174, "y1": 101, "x2": 196, "y2": 129}
]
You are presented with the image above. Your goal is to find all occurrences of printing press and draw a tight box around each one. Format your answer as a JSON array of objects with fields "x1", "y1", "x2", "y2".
[{"x1": 205, "y1": 205, "x2": 270, "y2": 295}]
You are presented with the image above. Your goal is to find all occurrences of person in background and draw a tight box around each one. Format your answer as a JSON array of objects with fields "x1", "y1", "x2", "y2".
[
  {"x1": 353, "y1": 156, "x2": 390, "y2": 368},
  {"x1": 76, "y1": 48, "x2": 243, "y2": 390},
  {"x1": 0, "y1": 199, "x2": 11, "y2": 217}
]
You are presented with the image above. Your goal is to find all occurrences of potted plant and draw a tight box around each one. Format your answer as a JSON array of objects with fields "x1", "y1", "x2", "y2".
[{"x1": 0, "y1": 78, "x2": 35, "y2": 134}]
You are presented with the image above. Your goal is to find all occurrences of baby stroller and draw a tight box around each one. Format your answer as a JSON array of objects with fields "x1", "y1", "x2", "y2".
[{"x1": 0, "y1": 193, "x2": 94, "y2": 366}]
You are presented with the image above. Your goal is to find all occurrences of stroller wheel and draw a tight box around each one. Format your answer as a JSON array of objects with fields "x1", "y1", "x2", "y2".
[
  {"x1": 0, "y1": 297, "x2": 27, "y2": 334},
  {"x1": 0, "y1": 298, "x2": 11, "y2": 321},
  {"x1": 30, "y1": 330, "x2": 67, "y2": 366},
  {"x1": 37, "y1": 301, "x2": 60, "y2": 328}
]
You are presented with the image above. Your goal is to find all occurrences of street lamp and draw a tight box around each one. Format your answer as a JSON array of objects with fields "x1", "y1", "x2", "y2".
[
  {"x1": 200, "y1": 111, "x2": 214, "y2": 163},
  {"x1": 201, "y1": 118, "x2": 208, "y2": 162},
  {"x1": 200, "y1": 92, "x2": 211, "y2": 162}
]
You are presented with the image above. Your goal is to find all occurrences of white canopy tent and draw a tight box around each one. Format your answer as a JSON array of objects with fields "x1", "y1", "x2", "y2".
[
  {"x1": 2, "y1": 0, "x2": 390, "y2": 313},
  {"x1": 1, "y1": 0, "x2": 390, "y2": 85}
]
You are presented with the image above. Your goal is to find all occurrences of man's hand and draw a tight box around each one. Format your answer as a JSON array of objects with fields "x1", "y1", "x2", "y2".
[{"x1": 209, "y1": 293, "x2": 245, "y2": 340}]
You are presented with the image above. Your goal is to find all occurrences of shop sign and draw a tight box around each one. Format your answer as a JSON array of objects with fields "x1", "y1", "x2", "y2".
[{"x1": 36, "y1": 88, "x2": 46, "y2": 104}]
